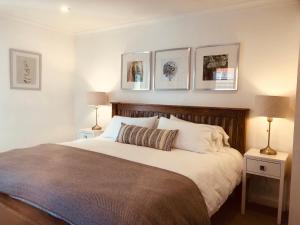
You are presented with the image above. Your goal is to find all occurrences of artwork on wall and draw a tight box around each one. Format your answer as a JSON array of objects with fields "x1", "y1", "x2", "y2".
[
  {"x1": 121, "y1": 51, "x2": 151, "y2": 90},
  {"x1": 194, "y1": 43, "x2": 239, "y2": 91},
  {"x1": 10, "y1": 49, "x2": 42, "y2": 90},
  {"x1": 154, "y1": 48, "x2": 191, "y2": 90}
]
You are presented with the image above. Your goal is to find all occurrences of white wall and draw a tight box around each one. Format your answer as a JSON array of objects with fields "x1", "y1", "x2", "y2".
[
  {"x1": 0, "y1": 18, "x2": 75, "y2": 152},
  {"x1": 75, "y1": 2, "x2": 299, "y2": 152},
  {"x1": 74, "y1": 2, "x2": 300, "y2": 207},
  {"x1": 289, "y1": 48, "x2": 300, "y2": 225}
]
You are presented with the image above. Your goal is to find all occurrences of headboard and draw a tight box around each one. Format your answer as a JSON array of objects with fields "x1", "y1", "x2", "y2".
[{"x1": 112, "y1": 102, "x2": 249, "y2": 154}]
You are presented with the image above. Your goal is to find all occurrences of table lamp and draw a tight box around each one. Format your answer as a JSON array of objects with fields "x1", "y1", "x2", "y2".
[
  {"x1": 87, "y1": 92, "x2": 108, "y2": 130},
  {"x1": 255, "y1": 95, "x2": 289, "y2": 155}
]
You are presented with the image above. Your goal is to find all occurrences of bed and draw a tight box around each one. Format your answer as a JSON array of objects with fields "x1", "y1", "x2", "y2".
[{"x1": 0, "y1": 102, "x2": 249, "y2": 225}]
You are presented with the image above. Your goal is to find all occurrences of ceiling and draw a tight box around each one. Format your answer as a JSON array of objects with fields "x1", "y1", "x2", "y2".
[{"x1": 0, "y1": 0, "x2": 291, "y2": 34}]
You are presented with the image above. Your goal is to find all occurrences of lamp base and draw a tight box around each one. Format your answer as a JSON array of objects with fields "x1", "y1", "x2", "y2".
[
  {"x1": 92, "y1": 124, "x2": 102, "y2": 131},
  {"x1": 260, "y1": 146, "x2": 277, "y2": 155}
]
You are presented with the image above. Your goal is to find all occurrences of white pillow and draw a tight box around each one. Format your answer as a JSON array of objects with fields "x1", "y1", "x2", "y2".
[
  {"x1": 102, "y1": 116, "x2": 158, "y2": 140},
  {"x1": 157, "y1": 117, "x2": 216, "y2": 153},
  {"x1": 170, "y1": 115, "x2": 230, "y2": 149}
]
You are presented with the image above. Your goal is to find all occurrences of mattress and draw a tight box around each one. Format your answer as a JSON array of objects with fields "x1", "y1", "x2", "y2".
[
  {"x1": 63, "y1": 136, "x2": 243, "y2": 216},
  {"x1": 0, "y1": 144, "x2": 210, "y2": 225}
]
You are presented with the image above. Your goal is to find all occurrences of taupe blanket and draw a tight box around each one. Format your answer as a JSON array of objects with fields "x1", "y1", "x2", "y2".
[{"x1": 0, "y1": 144, "x2": 210, "y2": 225}]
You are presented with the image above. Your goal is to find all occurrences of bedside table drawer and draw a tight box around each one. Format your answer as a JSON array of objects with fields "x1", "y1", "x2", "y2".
[
  {"x1": 79, "y1": 132, "x2": 94, "y2": 139},
  {"x1": 78, "y1": 129, "x2": 103, "y2": 140},
  {"x1": 246, "y1": 158, "x2": 281, "y2": 178}
]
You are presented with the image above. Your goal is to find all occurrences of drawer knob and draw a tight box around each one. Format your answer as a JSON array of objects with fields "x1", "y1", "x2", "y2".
[{"x1": 260, "y1": 165, "x2": 265, "y2": 171}]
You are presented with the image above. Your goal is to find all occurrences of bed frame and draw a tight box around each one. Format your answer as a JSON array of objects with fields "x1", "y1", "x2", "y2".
[
  {"x1": 0, "y1": 103, "x2": 249, "y2": 225},
  {"x1": 112, "y1": 102, "x2": 249, "y2": 154}
]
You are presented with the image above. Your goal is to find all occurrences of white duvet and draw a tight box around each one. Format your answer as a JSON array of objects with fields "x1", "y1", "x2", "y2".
[{"x1": 62, "y1": 136, "x2": 243, "y2": 217}]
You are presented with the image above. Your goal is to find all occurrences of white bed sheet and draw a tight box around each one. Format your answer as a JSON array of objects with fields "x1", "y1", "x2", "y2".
[{"x1": 62, "y1": 136, "x2": 243, "y2": 217}]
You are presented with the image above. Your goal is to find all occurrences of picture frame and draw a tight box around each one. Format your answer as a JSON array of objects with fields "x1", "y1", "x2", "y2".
[
  {"x1": 10, "y1": 49, "x2": 42, "y2": 90},
  {"x1": 194, "y1": 43, "x2": 240, "y2": 91},
  {"x1": 121, "y1": 51, "x2": 151, "y2": 91},
  {"x1": 154, "y1": 48, "x2": 191, "y2": 90}
]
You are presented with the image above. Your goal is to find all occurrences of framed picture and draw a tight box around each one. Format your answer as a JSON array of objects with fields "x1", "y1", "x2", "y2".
[
  {"x1": 121, "y1": 51, "x2": 151, "y2": 90},
  {"x1": 154, "y1": 48, "x2": 191, "y2": 90},
  {"x1": 194, "y1": 43, "x2": 239, "y2": 91},
  {"x1": 10, "y1": 49, "x2": 42, "y2": 90}
]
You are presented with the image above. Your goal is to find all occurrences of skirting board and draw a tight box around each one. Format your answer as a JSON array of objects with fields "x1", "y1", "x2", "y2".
[{"x1": 248, "y1": 179, "x2": 290, "y2": 211}]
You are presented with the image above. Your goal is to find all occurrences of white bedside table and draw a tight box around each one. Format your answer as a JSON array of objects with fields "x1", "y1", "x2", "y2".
[
  {"x1": 241, "y1": 148, "x2": 288, "y2": 224},
  {"x1": 78, "y1": 128, "x2": 103, "y2": 140}
]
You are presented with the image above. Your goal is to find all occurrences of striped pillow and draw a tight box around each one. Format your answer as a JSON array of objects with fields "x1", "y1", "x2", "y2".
[{"x1": 116, "y1": 123, "x2": 178, "y2": 151}]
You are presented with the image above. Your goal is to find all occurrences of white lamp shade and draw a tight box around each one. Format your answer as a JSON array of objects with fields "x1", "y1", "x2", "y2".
[
  {"x1": 87, "y1": 92, "x2": 108, "y2": 106},
  {"x1": 255, "y1": 95, "x2": 289, "y2": 118}
]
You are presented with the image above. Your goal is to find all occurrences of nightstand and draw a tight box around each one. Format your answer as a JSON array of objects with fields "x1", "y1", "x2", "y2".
[
  {"x1": 78, "y1": 128, "x2": 103, "y2": 140},
  {"x1": 241, "y1": 148, "x2": 288, "y2": 224}
]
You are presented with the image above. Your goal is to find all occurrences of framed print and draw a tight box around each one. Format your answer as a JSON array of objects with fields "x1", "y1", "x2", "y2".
[
  {"x1": 154, "y1": 48, "x2": 191, "y2": 90},
  {"x1": 121, "y1": 51, "x2": 151, "y2": 90},
  {"x1": 10, "y1": 49, "x2": 42, "y2": 90},
  {"x1": 194, "y1": 43, "x2": 239, "y2": 91}
]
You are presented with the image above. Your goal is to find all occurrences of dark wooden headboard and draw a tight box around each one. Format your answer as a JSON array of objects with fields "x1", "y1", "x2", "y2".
[{"x1": 112, "y1": 102, "x2": 249, "y2": 154}]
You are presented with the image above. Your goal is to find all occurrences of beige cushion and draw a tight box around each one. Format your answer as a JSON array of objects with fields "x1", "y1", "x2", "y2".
[
  {"x1": 158, "y1": 117, "x2": 219, "y2": 153},
  {"x1": 170, "y1": 115, "x2": 230, "y2": 149},
  {"x1": 116, "y1": 123, "x2": 178, "y2": 151},
  {"x1": 102, "y1": 116, "x2": 158, "y2": 140}
]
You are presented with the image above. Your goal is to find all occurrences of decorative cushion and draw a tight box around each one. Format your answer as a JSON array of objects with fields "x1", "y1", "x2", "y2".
[{"x1": 116, "y1": 123, "x2": 178, "y2": 151}]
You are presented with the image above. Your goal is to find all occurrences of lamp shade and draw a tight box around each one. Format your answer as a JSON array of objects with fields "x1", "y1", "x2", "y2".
[
  {"x1": 87, "y1": 92, "x2": 108, "y2": 106},
  {"x1": 255, "y1": 95, "x2": 289, "y2": 118}
]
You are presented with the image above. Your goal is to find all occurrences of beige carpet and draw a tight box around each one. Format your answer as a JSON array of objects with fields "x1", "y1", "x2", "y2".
[
  {"x1": 211, "y1": 197, "x2": 288, "y2": 225},
  {"x1": 0, "y1": 191, "x2": 288, "y2": 225}
]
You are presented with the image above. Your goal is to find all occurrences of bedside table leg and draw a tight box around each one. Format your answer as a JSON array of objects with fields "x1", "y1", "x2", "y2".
[
  {"x1": 277, "y1": 173, "x2": 285, "y2": 224},
  {"x1": 241, "y1": 170, "x2": 246, "y2": 214}
]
